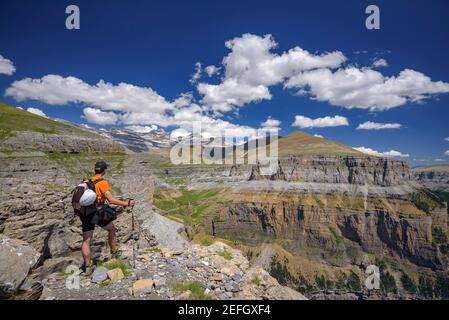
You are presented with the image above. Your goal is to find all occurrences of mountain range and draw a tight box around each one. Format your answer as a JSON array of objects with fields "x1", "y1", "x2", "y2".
[{"x1": 1, "y1": 101, "x2": 448, "y2": 300}]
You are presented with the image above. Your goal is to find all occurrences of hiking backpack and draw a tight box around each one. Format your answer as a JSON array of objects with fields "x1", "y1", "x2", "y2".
[{"x1": 71, "y1": 178, "x2": 104, "y2": 216}]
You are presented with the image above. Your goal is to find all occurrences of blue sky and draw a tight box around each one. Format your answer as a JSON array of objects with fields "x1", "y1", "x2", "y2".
[{"x1": 0, "y1": 0, "x2": 448, "y2": 166}]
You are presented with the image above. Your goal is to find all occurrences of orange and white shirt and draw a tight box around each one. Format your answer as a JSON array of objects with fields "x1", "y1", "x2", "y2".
[{"x1": 90, "y1": 174, "x2": 111, "y2": 204}]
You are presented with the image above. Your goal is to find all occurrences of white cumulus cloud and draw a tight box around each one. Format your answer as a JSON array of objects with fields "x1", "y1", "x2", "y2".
[
  {"x1": 313, "y1": 134, "x2": 324, "y2": 138},
  {"x1": 27, "y1": 107, "x2": 48, "y2": 118},
  {"x1": 372, "y1": 58, "x2": 388, "y2": 68},
  {"x1": 261, "y1": 117, "x2": 281, "y2": 129},
  {"x1": 205, "y1": 65, "x2": 221, "y2": 77},
  {"x1": 357, "y1": 121, "x2": 402, "y2": 130},
  {"x1": 445, "y1": 137, "x2": 449, "y2": 142},
  {"x1": 353, "y1": 146, "x2": 410, "y2": 158},
  {"x1": 125, "y1": 125, "x2": 158, "y2": 133},
  {"x1": 83, "y1": 107, "x2": 118, "y2": 125},
  {"x1": 196, "y1": 34, "x2": 449, "y2": 113},
  {"x1": 0, "y1": 54, "x2": 16, "y2": 75},
  {"x1": 285, "y1": 68, "x2": 449, "y2": 111},
  {"x1": 197, "y1": 33, "x2": 346, "y2": 113},
  {"x1": 445, "y1": 150, "x2": 449, "y2": 156},
  {"x1": 190, "y1": 62, "x2": 203, "y2": 84},
  {"x1": 5, "y1": 74, "x2": 173, "y2": 114},
  {"x1": 198, "y1": 78, "x2": 272, "y2": 113},
  {"x1": 292, "y1": 115, "x2": 349, "y2": 128}
]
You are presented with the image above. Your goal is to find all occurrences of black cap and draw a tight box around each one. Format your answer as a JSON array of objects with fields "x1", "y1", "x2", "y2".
[{"x1": 94, "y1": 161, "x2": 108, "y2": 170}]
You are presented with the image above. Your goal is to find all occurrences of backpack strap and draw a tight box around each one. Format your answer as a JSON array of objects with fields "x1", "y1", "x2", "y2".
[
  {"x1": 92, "y1": 178, "x2": 104, "y2": 185},
  {"x1": 89, "y1": 177, "x2": 104, "y2": 185},
  {"x1": 86, "y1": 178, "x2": 104, "y2": 191}
]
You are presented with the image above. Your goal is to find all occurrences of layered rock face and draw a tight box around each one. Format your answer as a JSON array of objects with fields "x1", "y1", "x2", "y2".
[
  {"x1": 0, "y1": 154, "x2": 305, "y2": 300},
  {"x1": 248, "y1": 156, "x2": 412, "y2": 186},
  {"x1": 413, "y1": 166, "x2": 449, "y2": 197},
  {"x1": 414, "y1": 170, "x2": 449, "y2": 185},
  {"x1": 0, "y1": 236, "x2": 41, "y2": 298},
  {"x1": 413, "y1": 166, "x2": 449, "y2": 184},
  {"x1": 212, "y1": 194, "x2": 447, "y2": 270},
  {"x1": 0, "y1": 155, "x2": 130, "y2": 298},
  {"x1": 0, "y1": 158, "x2": 76, "y2": 254},
  {"x1": 1, "y1": 131, "x2": 125, "y2": 153},
  {"x1": 156, "y1": 155, "x2": 413, "y2": 189}
]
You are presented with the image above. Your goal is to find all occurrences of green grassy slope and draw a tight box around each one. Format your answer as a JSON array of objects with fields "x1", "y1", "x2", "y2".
[
  {"x1": 278, "y1": 131, "x2": 365, "y2": 157},
  {"x1": 0, "y1": 101, "x2": 98, "y2": 142}
]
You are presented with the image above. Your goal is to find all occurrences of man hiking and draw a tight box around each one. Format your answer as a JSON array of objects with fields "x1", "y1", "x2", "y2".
[{"x1": 80, "y1": 161, "x2": 136, "y2": 274}]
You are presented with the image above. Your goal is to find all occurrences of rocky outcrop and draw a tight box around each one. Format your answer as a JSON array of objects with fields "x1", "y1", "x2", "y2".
[
  {"x1": 158, "y1": 155, "x2": 412, "y2": 188},
  {"x1": 212, "y1": 194, "x2": 447, "y2": 270},
  {"x1": 117, "y1": 155, "x2": 189, "y2": 250},
  {"x1": 0, "y1": 158, "x2": 303, "y2": 300},
  {"x1": 0, "y1": 236, "x2": 41, "y2": 298},
  {"x1": 39, "y1": 241, "x2": 306, "y2": 300},
  {"x1": 1, "y1": 131, "x2": 125, "y2": 153},
  {"x1": 0, "y1": 155, "x2": 130, "y2": 299},
  {"x1": 413, "y1": 166, "x2": 449, "y2": 201},
  {"x1": 236, "y1": 266, "x2": 306, "y2": 300},
  {"x1": 413, "y1": 167, "x2": 449, "y2": 185},
  {"x1": 249, "y1": 156, "x2": 412, "y2": 186},
  {"x1": 0, "y1": 158, "x2": 75, "y2": 254}
]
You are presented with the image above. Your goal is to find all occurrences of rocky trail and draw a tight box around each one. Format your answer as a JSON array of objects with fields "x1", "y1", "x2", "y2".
[
  {"x1": 35, "y1": 155, "x2": 305, "y2": 300},
  {"x1": 41, "y1": 241, "x2": 305, "y2": 300}
]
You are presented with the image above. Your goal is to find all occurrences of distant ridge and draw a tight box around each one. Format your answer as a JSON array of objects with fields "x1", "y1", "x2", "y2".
[
  {"x1": 278, "y1": 131, "x2": 364, "y2": 157},
  {"x1": 0, "y1": 102, "x2": 124, "y2": 152}
]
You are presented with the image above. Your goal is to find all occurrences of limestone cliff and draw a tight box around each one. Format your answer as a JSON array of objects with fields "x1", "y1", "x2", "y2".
[
  {"x1": 207, "y1": 189, "x2": 449, "y2": 299},
  {"x1": 1, "y1": 131, "x2": 124, "y2": 153},
  {"x1": 248, "y1": 156, "x2": 412, "y2": 186}
]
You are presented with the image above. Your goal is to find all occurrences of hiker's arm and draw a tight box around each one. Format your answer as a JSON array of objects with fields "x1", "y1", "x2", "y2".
[{"x1": 104, "y1": 191, "x2": 135, "y2": 207}]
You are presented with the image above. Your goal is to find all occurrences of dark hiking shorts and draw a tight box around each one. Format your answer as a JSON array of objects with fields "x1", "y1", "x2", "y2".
[{"x1": 80, "y1": 213, "x2": 110, "y2": 232}]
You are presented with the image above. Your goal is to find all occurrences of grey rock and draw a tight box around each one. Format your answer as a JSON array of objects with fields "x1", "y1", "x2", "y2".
[
  {"x1": 248, "y1": 156, "x2": 412, "y2": 187},
  {"x1": 0, "y1": 236, "x2": 40, "y2": 298},
  {"x1": 1, "y1": 131, "x2": 124, "y2": 153},
  {"x1": 153, "y1": 276, "x2": 166, "y2": 289},
  {"x1": 140, "y1": 210, "x2": 189, "y2": 251},
  {"x1": 231, "y1": 273, "x2": 242, "y2": 282},
  {"x1": 91, "y1": 267, "x2": 109, "y2": 283}
]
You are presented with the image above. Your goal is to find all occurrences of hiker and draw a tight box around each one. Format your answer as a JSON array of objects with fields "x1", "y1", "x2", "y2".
[{"x1": 79, "y1": 161, "x2": 136, "y2": 274}]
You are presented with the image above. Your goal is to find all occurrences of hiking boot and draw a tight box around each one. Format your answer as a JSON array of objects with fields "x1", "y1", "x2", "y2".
[
  {"x1": 110, "y1": 244, "x2": 122, "y2": 258},
  {"x1": 80, "y1": 263, "x2": 95, "y2": 276}
]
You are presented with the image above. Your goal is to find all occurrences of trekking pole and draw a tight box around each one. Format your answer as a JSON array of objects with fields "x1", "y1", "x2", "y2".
[{"x1": 129, "y1": 199, "x2": 136, "y2": 269}]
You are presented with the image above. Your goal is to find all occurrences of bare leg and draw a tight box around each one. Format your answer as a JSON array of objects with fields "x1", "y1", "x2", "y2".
[
  {"x1": 81, "y1": 231, "x2": 94, "y2": 266},
  {"x1": 102, "y1": 222, "x2": 117, "y2": 253}
]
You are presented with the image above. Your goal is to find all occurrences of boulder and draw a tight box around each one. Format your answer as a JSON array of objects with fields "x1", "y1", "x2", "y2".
[
  {"x1": 0, "y1": 236, "x2": 40, "y2": 298},
  {"x1": 153, "y1": 276, "x2": 166, "y2": 289},
  {"x1": 236, "y1": 267, "x2": 307, "y2": 300},
  {"x1": 107, "y1": 268, "x2": 124, "y2": 282},
  {"x1": 91, "y1": 267, "x2": 109, "y2": 283},
  {"x1": 132, "y1": 279, "x2": 154, "y2": 296},
  {"x1": 211, "y1": 273, "x2": 224, "y2": 281},
  {"x1": 161, "y1": 247, "x2": 173, "y2": 258}
]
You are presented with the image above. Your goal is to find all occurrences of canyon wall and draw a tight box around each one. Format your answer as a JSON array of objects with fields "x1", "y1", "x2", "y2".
[
  {"x1": 248, "y1": 156, "x2": 412, "y2": 186},
  {"x1": 212, "y1": 194, "x2": 447, "y2": 271},
  {"x1": 1, "y1": 131, "x2": 125, "y2": 153}
]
